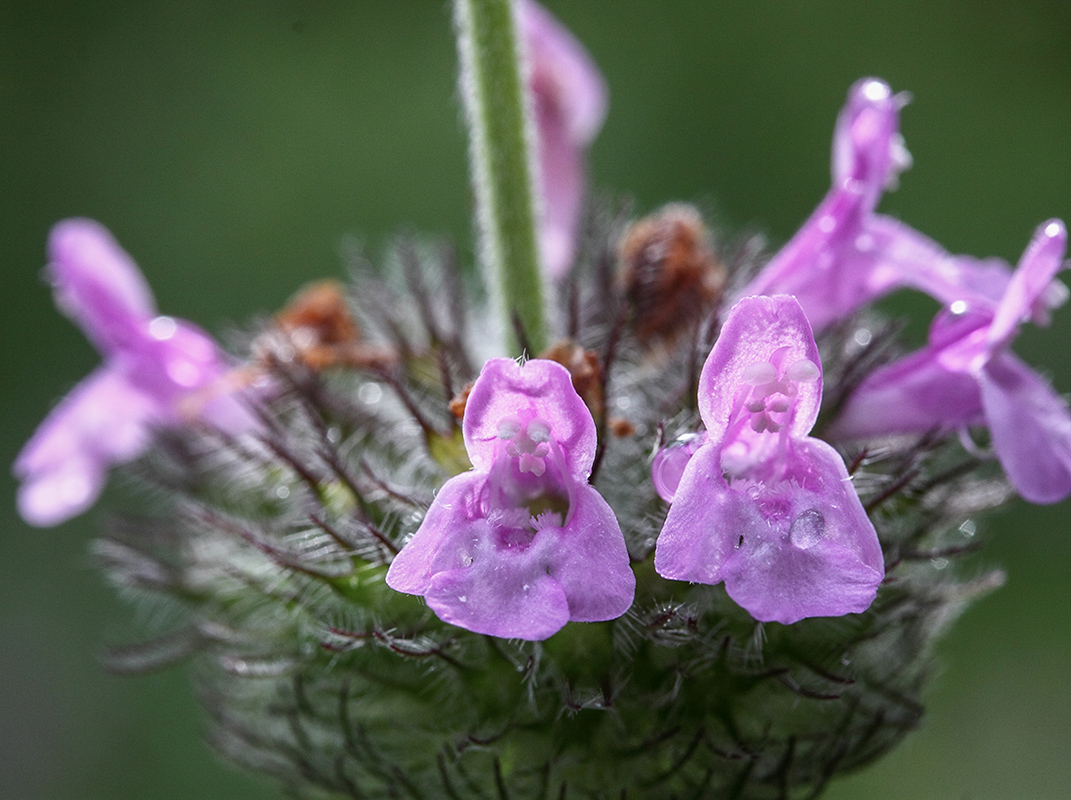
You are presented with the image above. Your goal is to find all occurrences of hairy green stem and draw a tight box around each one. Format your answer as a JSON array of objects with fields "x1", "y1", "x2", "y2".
[{"x1": 454, "y1": 0, "x2": 548, "y2": 355}]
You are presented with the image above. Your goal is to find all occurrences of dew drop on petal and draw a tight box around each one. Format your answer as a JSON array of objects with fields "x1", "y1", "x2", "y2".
[
  {"x1": 149, "y1": 315, "x2": 178, "y2": 340},
  {"x1": 167, "y1": 358, "x2": 205, "y2": 388},
  {"x1": 789, "y1": 509, "x2": 826, "y2": 549},
  {"x1": 861, "y1": 79, "x2": 891, "y2": 102}
]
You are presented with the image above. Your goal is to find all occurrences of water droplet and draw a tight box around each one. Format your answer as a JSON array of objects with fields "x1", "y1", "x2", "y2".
[
  {"x1": 357, "y1": 382, "x2": 382, "y2": 404},
  {"x1": 861, "y1": 79, "x2": 891, "y2": 102},
  {"x1": 854, "y1": 328, "x2": 873, "y2": 347},
  {"x1": 817, "y1": 215, "x2": 836, "y2": 234},
  {"x1": 789, "y1": 509, "x2": 826, "y2": 549},
  {"x1": 275, "y1": 485, "x2": 290, "y2": 499},
  {"x1": 148, "y1": 315, "x2": 177, "y2": 340},
  {"x1": 959, "y1": 520, "x2": 976, "y2": 537},
  {"x1": 458, "y1": 595, "x2": 467, "y2": 603},
  {"x1": 931, "y1": 558, "x2": 949, "y2": 571},
  {"x1": 166, "y1": 358, "x2": 204, "y2": 388}
]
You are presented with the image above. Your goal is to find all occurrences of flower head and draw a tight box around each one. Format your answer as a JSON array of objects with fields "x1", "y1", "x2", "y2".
[
  {"x1": 654, "y1": 296, "x2": 883, "y2": 624},
  {"x1": 741, "y1": 78, "x2": 1038, "y2": 330},
  {"x1": 520, "y1": 0, "x2": 607, "y2": 279},
  {"x1": 834, "y1": 219, "x2": 1071, "y2": 504},
  {"x1": 13, "y1": 219, "x2": 253, "y2": 527},
  {"x1": 386, "y1": 357, "x2": 634, "y2": 640}
]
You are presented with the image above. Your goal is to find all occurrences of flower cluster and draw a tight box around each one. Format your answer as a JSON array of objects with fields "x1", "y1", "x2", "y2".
[
  {"x1": 14, "y1": 5, "x2": 1068, "y2": 643},
  {"x1": 15, "y1": 5, "x2": 1071, "y2": 797}
]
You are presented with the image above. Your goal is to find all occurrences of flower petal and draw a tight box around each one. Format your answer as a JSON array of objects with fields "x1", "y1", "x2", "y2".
[
  {"x1": 13, "y1": 366, "x2": 159, "y2": 526},
  {"x1": 463, "y1": 358, "x2": 596, "y2": 479},
  {"x1": 831, "y1": 78, "x2": 905, "y2": 203},
  {"x1": 520, "y1": 0, "x2": 607, "y2": 147},
  {"x1": 47, "y1": 219, "x2": 157, "y2": 356},
  {"x1": 385, "y1": 473, "x2": 487, "y2": 595},
  {"x1": 698, "y1": 296, "x2": 822, "y2": 440},
  {"x1": 723, "y1": 535, "x2": 883, "y2": 625},
  {"x1": 980, "y1": 352, "x2": 1071, "y2": 504},
  {"x1": 988, "y1": 219, "x2": 1067, "y2": 349},
  {"x1": 833, "y1": 342, "x2": 983, "y2": 438},
  {"x1": 722, "y1": 438, "x2": 882, "y2": 624},
  {"x1": 521, "y1": 0, "x2": 607, "y2": 280},
  {"x1": 544, "y1": 483, "x2": 634, "y2": 622},
  {"x1": 427, "y1": 566, "x2": 570, "y2": 641},
  {"x1": 654, "y1": 444, "x2": 755, "y2": 585}
]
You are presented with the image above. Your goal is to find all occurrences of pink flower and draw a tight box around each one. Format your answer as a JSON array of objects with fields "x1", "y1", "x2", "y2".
[
  {"x1": 520, "y1": 0, "x2": 607, "y2": 279},
  {"x1": 654, "y1": 296, "x2": 883, "y2": 624},
  {"x1": 386, "y1": 357, "x2": 634, "y2": 640},
  {"x1": 834, "y1": 220, "x2": 1071, "y2": 504},
  {"x1": 741, "y1": 78, "x2": 1042, "y2": 330},
  {"x1": 14, "y1": 219, "x2": 253, "y2": 527}
]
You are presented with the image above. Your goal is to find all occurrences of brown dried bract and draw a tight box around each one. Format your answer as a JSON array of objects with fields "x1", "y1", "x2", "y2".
[
  {"x1": 539, "y1": 339, "x2": 605, "y2": 424},
  {"x1": 258, "y1": 280, "x2": 396, "y2": 371},
  {"x1": 449, "y1": 381, "x2": 475, "y2": 423},
  {"x1": 618, "y1": 203, "x2": 725, "y2": 344}
]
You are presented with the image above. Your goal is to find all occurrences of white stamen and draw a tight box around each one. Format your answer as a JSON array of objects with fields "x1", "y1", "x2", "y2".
[
  {"x1": 527, "y1": 418, "x2": 551, "y2": 443},
  {"x1": 785, "y1": 358, "x2": 820, "y2": 383},
  {"x1": 497, "y1": 415, "x2": 523, "y2": 440},
  {"x1": 742, "y1": 361, "x2": 777, "y2": 386}
]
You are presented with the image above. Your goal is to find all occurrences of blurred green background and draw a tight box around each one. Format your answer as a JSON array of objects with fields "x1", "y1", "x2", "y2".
[{"x1": 1, "y1": 1, "x2": 1069, "y2": 798}]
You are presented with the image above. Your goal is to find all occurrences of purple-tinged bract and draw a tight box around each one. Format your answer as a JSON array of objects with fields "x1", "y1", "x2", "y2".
[
  {"x1": 13, "y1": 219, "x2": 254, "y2": 527},
  {"x1": 386, "y1": 357, "x2": 634, "y2": 640},
  {"x1": 520, "y1": 0, "x2": 607, "y2": 280},
  {"x1": 835, "y1": 219, "x2": 1071, "y2": 504},
  {"x1": 741, "y1": 78, "x2": 1037, "y2": 330},
  {"x1": 654, "y1": 296, "x2": 883, "y2": 624}
]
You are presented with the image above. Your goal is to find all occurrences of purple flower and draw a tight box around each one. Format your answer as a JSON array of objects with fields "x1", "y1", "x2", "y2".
[
  {"x1": 14, "y1": 219, "x2": 254, "y2": 527},
  {"x1": 654, "y1": 296, "x2": 883, "y2": 624},
  {"x1": 386, "y1": 357, "x2": 634, "y2": 640},
  {"x1": 834, "y1": 220, "x2": 1071, "y2": 504},
  {"x1": 741, "y1": 78, "x2": 1030, "y2": 330},
  {"x1": 520, "y1": 0, "x2": 607, "y2": 280}
]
